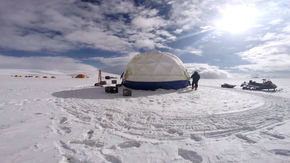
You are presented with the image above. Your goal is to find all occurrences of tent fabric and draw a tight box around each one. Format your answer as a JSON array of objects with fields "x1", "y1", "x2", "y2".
[
  {"x1": 123, "y1": 80, "x2": 190, "y2": 90},
  {"x1": 123, "y1": 51, "x2": 190, "y2": 90}
]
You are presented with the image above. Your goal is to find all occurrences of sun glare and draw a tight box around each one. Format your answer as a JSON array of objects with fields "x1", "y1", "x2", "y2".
[{"x1": 215, "y1": 5, "x2": 259, "y2": 34}]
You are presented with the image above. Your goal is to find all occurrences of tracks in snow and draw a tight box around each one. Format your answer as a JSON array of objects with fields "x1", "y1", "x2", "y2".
[{"x1": 53, "y1": 86, "x2": 290, "y2": 140}]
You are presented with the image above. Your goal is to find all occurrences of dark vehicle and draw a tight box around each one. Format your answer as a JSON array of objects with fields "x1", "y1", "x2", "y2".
[
  {"x1": 221, "y1": 83, "x2": 236, "y2": 88},
  {"x1": 241, "y1": 79, "x2": 277, "y2": 91}
]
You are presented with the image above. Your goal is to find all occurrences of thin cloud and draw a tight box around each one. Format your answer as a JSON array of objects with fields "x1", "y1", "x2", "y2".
[
  {"x1": 86, "y1": 52, "x2": 138, "y2": 74},
  {"x1": 135, "y1": 39, "x2": 155, "y2": 50},
  {"x1": 185, "y1": 63, "x2": 231, "y2": 79},
  {"x1": 175, "y1": 47, "x2": 203, "y2": 56},
  {"x1": 131, "y1": 16, "x2": 166, "y2": 31},
  {"x1": 0, "y1": 0, "x2": 223, "y2": 53},
  {"x1": 234, "y1": 27, "x2": 290, "y2": 72},
  {"x1": 65, "y1": 27, "x2": 132, "y2": 53},
  {"x1": 0, "y1": 0, "x2": 175, "y2": 53},
  {"x1": 269, "y1": 18, "x2": 283, "y2": 25}
]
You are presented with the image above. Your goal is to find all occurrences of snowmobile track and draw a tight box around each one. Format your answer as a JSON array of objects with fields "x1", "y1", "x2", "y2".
[{"x1": 54, "y1": 86, "x2": 290, "y2": 140}]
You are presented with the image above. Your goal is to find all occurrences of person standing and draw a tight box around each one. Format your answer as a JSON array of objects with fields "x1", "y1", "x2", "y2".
[{"x1": 191, "y1": 71, "x2": 200, "y2": 90}]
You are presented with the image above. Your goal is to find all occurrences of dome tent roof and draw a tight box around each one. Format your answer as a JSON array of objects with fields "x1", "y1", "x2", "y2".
[{"x1": 123, "y1": 51, "x2": 190, "y2": 90}]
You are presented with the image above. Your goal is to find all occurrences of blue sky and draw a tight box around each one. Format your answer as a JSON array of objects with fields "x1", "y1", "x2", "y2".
[{"x1": 0, "y1": 0, "x2": 290, "y2": 77}]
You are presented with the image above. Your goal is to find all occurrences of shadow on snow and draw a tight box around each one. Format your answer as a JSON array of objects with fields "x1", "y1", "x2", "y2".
[{"x1": 52, "y1": 86, "x2": 193, "y2": 100}]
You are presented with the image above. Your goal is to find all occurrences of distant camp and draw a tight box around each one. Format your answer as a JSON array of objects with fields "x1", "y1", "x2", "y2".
[
  {"x1": 122, "y1": 51, "x2": 190, "y2": 90},
  {"x1": 75, "y1": 74, "x2": 87, "y2": 78}
]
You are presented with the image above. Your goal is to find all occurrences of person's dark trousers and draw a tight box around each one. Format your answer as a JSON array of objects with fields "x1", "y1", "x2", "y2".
[{"x1": 192, "y1": 81, "x2": 198, "y2": 90}]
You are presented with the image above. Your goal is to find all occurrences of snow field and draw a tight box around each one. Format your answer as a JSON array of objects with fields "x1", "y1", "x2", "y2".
[{"x1": 1, "y1": 73, "x2": 290, "y2": 163}]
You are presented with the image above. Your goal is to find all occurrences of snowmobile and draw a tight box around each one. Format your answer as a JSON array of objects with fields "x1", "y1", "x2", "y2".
[
  {"x1": 221, "y1": 83, "x2": 236, "y2": 88},
  {"x1": 240, "y1": 79, "x2": 277, "y2": 91}
]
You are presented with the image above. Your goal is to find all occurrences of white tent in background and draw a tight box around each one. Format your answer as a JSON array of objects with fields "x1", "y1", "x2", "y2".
[{"x1": 123, "y1": 51, "x2": 190, "y2": 90}]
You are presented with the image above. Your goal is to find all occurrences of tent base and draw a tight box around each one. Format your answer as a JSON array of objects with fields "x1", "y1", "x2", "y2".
[{"x1": 123, "y1": 80, "x2": 190, "y2": 90}]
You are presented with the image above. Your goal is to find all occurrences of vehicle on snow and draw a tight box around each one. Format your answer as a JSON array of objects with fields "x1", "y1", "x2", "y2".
[
  {"x1": 221, "y1": 83, "x2": 236, "y2": 88},
  {"x1": 240, "y1": 79, "x2": 277, "y2": 91}
]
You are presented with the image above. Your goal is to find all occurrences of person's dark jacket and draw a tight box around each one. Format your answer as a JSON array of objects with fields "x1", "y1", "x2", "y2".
[{"x1": 191, "y1": 72, "x2": 200, "y2": 82}]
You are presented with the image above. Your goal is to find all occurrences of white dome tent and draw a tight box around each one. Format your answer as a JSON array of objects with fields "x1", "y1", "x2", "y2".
[{"x1": 123, "y1": 51, "x2": 190, "y2": 90}]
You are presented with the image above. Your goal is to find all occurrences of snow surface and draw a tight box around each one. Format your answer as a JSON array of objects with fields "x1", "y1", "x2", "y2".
[{"x1": 1, "y1": 70, "x2": 290, "y2": 163}]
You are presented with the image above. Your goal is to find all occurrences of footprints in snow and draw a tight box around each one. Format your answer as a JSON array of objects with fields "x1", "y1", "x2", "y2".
[
  {"x1": 64, "y1": 155, "x2": 83, "y2": 163},
  {"x1": 70, "y1": 139, "x2": 104, "y2": 148},
  {"x1": 235, "y1": 134, "x2": 257, "y2": 144},
  {"x1": 56, "y1": 117, "x2": 72, "y2": 134},
  {"x1": 118, "y1": 140, "x2": 141, "y2": 149},
  {"x1": 260, "y1": 131, "x2": 285, "y2": 139},
  {"x1": 59, "y1": 140, "x2": 76, "y2": 154},
  {"x1": 59, "y1": 126, "x2": 71, "y2": 134},
  {"x1": 59, "y1": 117, "x2": 68, "y2": 124},
  {"x1": 270, "y1": 149, "x2": 290, "y2": 156},
  {"x1": 59, "y1": 140, "x2": 142, "y2": 163},
  {"x1": 167, "y1": 128, "x2": 183, "y2": 136},
  {"x1": 235, "y1": 130, "x2": 285, "y2": 144},
  {"x1": 178, "y1": 148, "x2": 203, "y2": 163},
  {"x1": 53, "y1": 93, "x2": 290, "y2": 162},
  {"x1": 87, "y1": 129, "x2": 94, "y2": 139},
  {"x1": 234, "y1": 132, "x2": 290, "y2": 158},
  {"x1": 103, "y1": 154, "x2": 122, "y2": 163},
  {"x1": 53, "y1": 93, "x2": 290, "y2": 141},
  {"x1": 190, "y1": 134, "x2": 202, "y2": 141}
]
